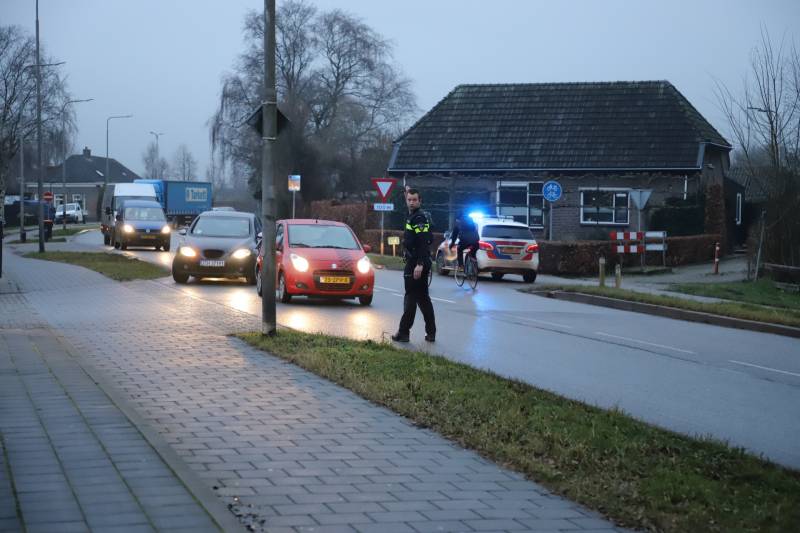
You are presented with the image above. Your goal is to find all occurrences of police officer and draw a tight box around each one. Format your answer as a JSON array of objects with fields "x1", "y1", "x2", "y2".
[{"x1": 392, "y1": 188, "x2": 436, "y2": 343}]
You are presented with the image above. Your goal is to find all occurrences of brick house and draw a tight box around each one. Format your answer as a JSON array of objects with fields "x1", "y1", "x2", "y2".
[
  {"x1": 31, "y1": 147, "x2": 141, "y2": 221},
  {"x1": 387, "y1": 81, "x2": 732, "y2": 243}
]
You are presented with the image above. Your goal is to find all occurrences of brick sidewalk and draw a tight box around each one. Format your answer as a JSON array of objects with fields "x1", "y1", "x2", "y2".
[{"x1": 2, "y1": 250, "x2": 626, "y2": 532}]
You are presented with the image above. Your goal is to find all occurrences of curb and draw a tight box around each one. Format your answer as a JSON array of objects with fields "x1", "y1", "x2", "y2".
[
  {"x1": 536, "y1": 290, "x2": 800, "y2": 339},
  {"x1": 52, "y1": 331, "x2": 247, "y2": 533}
]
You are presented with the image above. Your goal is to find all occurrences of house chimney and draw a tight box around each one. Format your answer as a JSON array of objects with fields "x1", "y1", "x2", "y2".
[{"x1": 83, "y1": 147, "x2": 91, "y2": 158}]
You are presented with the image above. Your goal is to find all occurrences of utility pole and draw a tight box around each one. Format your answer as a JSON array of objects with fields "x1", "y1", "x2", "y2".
[
  {"x1": 19, "y1": 133, "x2": 26, "y2": 242},
  {"x1": 261, "y1": 0, "x2": 277, "y2": 336},
  {"x1": 149, "y1": 131, "x2": 164, "y2": 179},
  {"x1": 35, "y1": 0, "x2": 45, "y2": 252}
]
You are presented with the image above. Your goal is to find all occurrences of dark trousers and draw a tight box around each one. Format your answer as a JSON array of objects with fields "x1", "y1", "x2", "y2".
[
  {"x1": 457, "y1": 241, "x2": 478, "y2": 268},
  {"x1": 398, "y1": 262, "x2": 436, "y2": 336}
]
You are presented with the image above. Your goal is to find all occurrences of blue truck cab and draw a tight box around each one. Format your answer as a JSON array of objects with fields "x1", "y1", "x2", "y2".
[{"x1": 134, "y1": 179, "x2": 213, "y2": 227}]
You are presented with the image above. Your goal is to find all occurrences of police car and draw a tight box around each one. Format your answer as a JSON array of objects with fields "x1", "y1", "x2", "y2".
[{"x1": 434, "y1": 214, "x2": 539, "y2": 283}]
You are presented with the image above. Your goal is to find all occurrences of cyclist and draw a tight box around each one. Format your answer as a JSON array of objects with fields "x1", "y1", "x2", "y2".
[{"x1": 449, "y1": 210, "x2": 480, "y2": 271}]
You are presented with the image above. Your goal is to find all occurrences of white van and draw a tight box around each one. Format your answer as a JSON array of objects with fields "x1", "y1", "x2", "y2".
[{"x1": 101, "y1": 183, "x2": 157, "y2": 245}]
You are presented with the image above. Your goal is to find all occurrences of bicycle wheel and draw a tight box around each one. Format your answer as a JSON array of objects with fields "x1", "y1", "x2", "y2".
[
  {"x1": 454, "y1": 261, "x2": 465, "y2": 287},
  {"x1": 466, "y1": 257, "x2": 479, "y2": 290}
]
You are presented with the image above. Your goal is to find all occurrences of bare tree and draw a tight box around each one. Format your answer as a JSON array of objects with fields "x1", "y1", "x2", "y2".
[
  {"x1": 0, "y1": 24, "x2": 73, "y2": 213},
  {"x1": 172, "y1": 144, "x2": 197, "y2": 181},
  {"x1": 141, "y1": 141, "x2": 169, "y2": 180},
  {"x1": 716, "y1": 29, "x2": 800, "y2": 266},
  {"x1": 209, "y1": 1, "x2": 416, "y2": 204}
]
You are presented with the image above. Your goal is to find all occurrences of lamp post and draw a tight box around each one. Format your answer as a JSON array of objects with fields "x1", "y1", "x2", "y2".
[
  {"x1": 105, "y1": 114, "x2": 133, "y2": 188},
  {"x1": 261, "y1": 0, "x2": 277, "y2": 336},
  {"x1": 59, "y1": 98, "x2": 93, "y2": 230},
  {"x1": 149, "y1": 131, "x2": 165, "y2": 179}
]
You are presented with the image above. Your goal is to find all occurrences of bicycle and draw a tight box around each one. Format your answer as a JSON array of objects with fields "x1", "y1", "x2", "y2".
[{"x1": 453, "y1": 245, "x2": 479, "y2": 290}]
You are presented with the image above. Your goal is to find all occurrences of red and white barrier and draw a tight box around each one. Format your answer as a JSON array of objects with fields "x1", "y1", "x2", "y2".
[{"x1": 611, "y1": 231, "x2": 667, "y2": 266}]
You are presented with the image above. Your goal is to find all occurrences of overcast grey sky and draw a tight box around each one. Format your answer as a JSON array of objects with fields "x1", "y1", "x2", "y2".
[{"x1": 3, "y1": 0, "x2": 799, "y2": 179}]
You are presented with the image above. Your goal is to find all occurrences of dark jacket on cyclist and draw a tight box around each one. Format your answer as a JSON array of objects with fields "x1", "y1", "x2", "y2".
[
  {"x1": 403, "y1": 208, "x2": 432, "y2": 267},
  {"x1": 450, "y1": 215, "x2": 479, "y2": 268}
]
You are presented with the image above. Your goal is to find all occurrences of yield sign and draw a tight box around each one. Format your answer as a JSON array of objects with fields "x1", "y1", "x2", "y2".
[
  {"x1": 630, "y1": 189, "x2": 653, "y2": 210},
  {"x1": 371, "y1": 177, "x2": 397, "y2": 201}
]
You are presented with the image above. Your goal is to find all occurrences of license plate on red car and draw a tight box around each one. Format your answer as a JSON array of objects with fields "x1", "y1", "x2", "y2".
[
  {"x1": 320, "y1": 276, "x2": 349, "y2": 283},
  {"x1": 200, "y1": 260, "x2": 225, "y2": 267}
]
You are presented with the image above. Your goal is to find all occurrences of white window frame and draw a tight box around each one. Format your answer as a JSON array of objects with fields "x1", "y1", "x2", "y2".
[
  {"x1": 579, "y1": 187, "x2": 631, "y2": 226},
  {"x1": 496, "y1": 181, "x2": 545, "y2": 228},
  {"x1": 735, "y1": 193, "x2": 742, "y2": 226}
]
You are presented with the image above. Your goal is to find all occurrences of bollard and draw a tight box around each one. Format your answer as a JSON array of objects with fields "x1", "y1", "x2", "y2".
[
  {"x1": 615, "y1": 264, "x2": 622, "y2": 288},
  {"x1": 713, "y1": 242, "x2": 720, "y2": 275},
  {"x1": 598, "y1": 256, "x2": 606, "y2": 287}
]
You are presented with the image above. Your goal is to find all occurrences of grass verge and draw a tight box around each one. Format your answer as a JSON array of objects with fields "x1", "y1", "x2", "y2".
[
  {"x1": 237, "y1": 330, "x2": 800, "y2": 532},
  {"x1": 525, "y1": 284, "x2": 800, "y2": 329},
  {"x1": 367, "y1": 253, "x2": 405, "y2": 270},
  {"x1": 51, "y1": 224, "x2": 100, "y2": 237},
  {"x1": 9, "y1": 237, "x2": 66, "y2": 244},
  {"x1": 671, "y1": 278, "x2": 800, "y2": 311},
  {"x1": 23, "y1": 251, "x2": 168, "y2": 281}
]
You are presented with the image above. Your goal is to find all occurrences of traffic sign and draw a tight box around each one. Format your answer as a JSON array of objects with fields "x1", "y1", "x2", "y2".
[
  {"x1": 543, "y1": 181, "x2": 562, "y2": 202},
  {"x1": 42, "y1": 191, "x2": 54, "y2": 202},
  {"x1": 288, "y1": 174, "x2": 301, "y2": 192},
  {"x1": 387, "y1": 236, "x2": 400, "y2": 245},
  {"x1": 630, "y1": 189, "x2": 652, "y2": 209},
  {"x1": 371, "y1": 178, "x2": 397, "y2": 201},
  {"x1": 373, "y1": 203, "x2": 394, "y2": 212}
]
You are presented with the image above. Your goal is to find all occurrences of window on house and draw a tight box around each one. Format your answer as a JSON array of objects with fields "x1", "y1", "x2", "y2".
[
  {"x1": 581, "y1": 190, "x2": 629, "y2": 224},
  {"x1": 497, "y1": 185, "x2": 527, "y2": 224},
  {"x1": 736, "y1": 193, "x2": 742, "y2": 225},
  {"x1": 497, "y1": 182, "x2": 544, "y2": 227},
  {"x1": 72, "y1": 194, "x2": 84, "y2": 209},
  {"x1": 528, "y1": 183, "x2": 544, "y2": 227}
]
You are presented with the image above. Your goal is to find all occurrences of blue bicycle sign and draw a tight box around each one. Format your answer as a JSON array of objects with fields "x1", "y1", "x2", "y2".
[{"x1": 543, "y1": 181, "x2": 562, "y2": 202}]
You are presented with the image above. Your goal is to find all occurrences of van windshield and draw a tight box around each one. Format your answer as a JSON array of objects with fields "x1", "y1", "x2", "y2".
[{"x1": 124, "y1": 207, "x2": 165, "y2": 221}]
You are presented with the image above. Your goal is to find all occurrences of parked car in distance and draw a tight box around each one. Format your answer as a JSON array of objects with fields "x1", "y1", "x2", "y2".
[
  {"x1": 53, "y1": 203, "x2": 84, "y2": 224},
  {"x1": 435, "y1": 215, "x2": 539, "y2": 283},
  {"x1": 256, "y1": 219, "x2": 374, "y2": 305},
  {"x1": 111, "y1": 200, "x2": 171, "y2": 251},
  {"x1": 171, "y1": 210, "x2": 261, "y2": 284}
]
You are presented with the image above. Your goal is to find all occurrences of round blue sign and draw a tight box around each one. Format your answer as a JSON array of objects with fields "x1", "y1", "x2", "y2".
[{"x1": 543, "y1": 180, "x2": 562, "y2": 202}]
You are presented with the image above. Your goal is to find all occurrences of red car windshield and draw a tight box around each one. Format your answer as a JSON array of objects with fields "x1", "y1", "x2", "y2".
[{"x1": 288, "y1": 224, "x2": 359, "y2": 249}]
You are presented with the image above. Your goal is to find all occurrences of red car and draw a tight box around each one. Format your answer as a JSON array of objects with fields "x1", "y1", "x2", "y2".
[{"x1": 256, "y1": 219, "x2": 374, "y2": 305}]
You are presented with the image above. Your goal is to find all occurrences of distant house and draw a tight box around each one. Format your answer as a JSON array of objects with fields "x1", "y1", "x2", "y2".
[
  {"x1": 387, "y1": 81, "x2": 733, "y2": 243},
  {"x1": 23, "y1": 147, "x2": 142, "y2": 221}
]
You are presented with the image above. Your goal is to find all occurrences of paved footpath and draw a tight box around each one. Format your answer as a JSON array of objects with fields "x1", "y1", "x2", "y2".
[{"x1": 1, "y1": 248, "x2": 627, "y2": 533}]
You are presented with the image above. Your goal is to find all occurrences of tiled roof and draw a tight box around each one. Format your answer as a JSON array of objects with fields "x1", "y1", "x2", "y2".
[
  {"x1": 46, "y1": 149, "x2": 141, "y2": 183},
  {"x1": 389, "y1": 81, "x2": 730, "y2": 172}
]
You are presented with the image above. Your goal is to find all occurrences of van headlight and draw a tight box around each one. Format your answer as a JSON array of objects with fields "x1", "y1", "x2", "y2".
[
  {"x1": 290, "y1": 253, "x2": 309, "y2": 272},
  {"x1": 161, "y1": 225, "x2": 171, "y2": 234},
  {"x1": 122, "y1": 224, "x2": 135, "y2": 234},
  {"x1": 232, "y1": 248, "x2": 251, "y2": 260},
  {"x1": 357, "y1": 256, "x2": 371, "y2": 274},
  {"x1": 179, "y1": 246, "x2": 197, "y2": 258}
]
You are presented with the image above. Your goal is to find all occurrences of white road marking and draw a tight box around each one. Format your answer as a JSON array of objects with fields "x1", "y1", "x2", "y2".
[
  {"x1": 431, "y1": 297, "x2": 456, "y2": 304},
  {"x1": 376, "y1": 285, "x2": 400, "y2": 292},
  {"x1": 594, "y1": 332, "x2": 696, "y2": 354},
  {"x1": 503, "y1": 315, "x2": 573, "y2": 329},
  {"x1": 729, "y1": 360, "x2": 800, "y2": 378}
]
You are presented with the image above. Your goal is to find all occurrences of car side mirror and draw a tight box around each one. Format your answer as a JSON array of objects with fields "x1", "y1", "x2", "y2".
[
  {"x1": 363, "y1": 244, "x2": 372, "y2": 253},
  {"x1": 178, "y1": 228, "x2": 187, "y2": 236},
  {"x1": 257, "y1": 231, "x2": 263, "y2": 240}
]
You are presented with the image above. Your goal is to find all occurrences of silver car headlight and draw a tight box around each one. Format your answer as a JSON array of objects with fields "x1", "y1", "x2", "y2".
[
  {"x1": 232, "y1": 248, "x2": 251, "y2": 260},
  {"x1": 179, "y1": 246, "x2": 197, "y2": 258}
]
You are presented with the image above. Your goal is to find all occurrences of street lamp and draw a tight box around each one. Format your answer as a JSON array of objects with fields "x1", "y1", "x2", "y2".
[
  {"x1": 105, "y1": 114, "x2": 133, "y2": 188},
  {"x1": 149, "y1": 131, "x2": 165, "y2": 179},
  {"x1": 59, "y1": 98, "x2": 93, "y2": 230}
]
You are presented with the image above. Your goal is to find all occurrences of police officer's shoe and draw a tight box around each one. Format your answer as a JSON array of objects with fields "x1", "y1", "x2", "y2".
[
  {"x1": 425, "y1": 333, "x2": 435, "y2": 342},
  {"x1": 391, "y1": 332, "x2": 410, "y2": 343}
]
